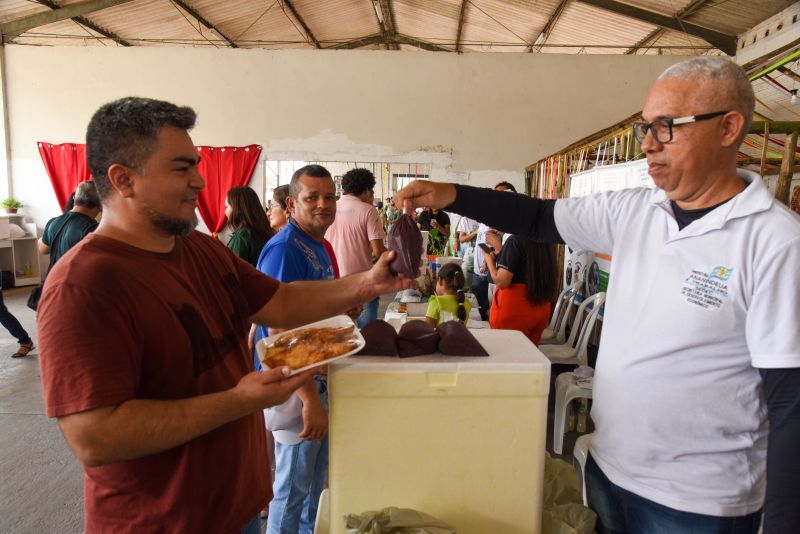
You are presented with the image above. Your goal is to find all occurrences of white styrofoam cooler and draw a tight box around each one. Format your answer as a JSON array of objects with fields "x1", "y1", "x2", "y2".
[{"x1": 327, "y1": 329, "x2": 551, "y2": 534}]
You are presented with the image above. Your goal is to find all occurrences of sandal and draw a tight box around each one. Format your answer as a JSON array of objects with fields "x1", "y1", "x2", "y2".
[{"x1": 11, "y1": 341, "x2": 33, "y2": 358}]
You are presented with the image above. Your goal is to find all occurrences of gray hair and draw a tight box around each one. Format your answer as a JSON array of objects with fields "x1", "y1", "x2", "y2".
[
  {"x1": 659, "y1": 57, "x2": 754, "y2": 144},
  {"x1": 73, "y1": 180, "x2": 101, "y2": 210}
]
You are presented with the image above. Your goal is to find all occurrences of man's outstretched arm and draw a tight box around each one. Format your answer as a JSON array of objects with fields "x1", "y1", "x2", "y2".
[{"x1": 393, "y1": 181, "x2": 564, "y2": 243}]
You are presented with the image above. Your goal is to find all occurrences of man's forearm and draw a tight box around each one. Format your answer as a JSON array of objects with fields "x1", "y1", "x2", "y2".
[
  {"x1": 370, "y1": 239, "x2": 387, "y2": 259},
  {"x1": 60, "y1": 389, "x2": 254, "y2": 467},
  {"x1": 296, "y1": 379, "x2": 321, "y2": 406},
  {"x1": 257, "y1": 272, "x2": 374, "y2": 329},
  {"x1": 58, "y1": 368, "x2": 306, "y2": 468},
  {"x1": 448, "y1": 185, "x2": 565, "y2": 244}
]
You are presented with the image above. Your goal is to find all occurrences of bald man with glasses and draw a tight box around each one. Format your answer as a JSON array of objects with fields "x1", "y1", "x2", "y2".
[{"x1": 394, "y1": 57, "x2": 800, "y2": 534}]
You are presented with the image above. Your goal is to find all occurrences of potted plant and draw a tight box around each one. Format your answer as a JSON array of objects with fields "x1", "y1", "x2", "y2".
[{"x1": 1, "y1": 197, "x2": 23, "y2": 214}]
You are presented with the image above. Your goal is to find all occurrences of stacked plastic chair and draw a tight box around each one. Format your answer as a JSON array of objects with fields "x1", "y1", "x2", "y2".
[
  {"x1": 539, "y1": 284, "x2": 577, "y2": 346},
  {"x1": 572, "y1": 433, "x2": 593, "y2": 506},
  {"x1": 551, "y1": 293, "x2": 605, "y2": 454},
  {"x1": 540, "y1": 292, "x2": 605, "y2": 365}
]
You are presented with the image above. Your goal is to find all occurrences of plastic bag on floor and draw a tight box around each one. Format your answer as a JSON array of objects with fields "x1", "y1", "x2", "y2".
[
  {"x1": 542, "y1": 453, "x2": 597, "y2": 534},
  {"x1": 344, "y1": 506, "x2": 455, "y2": 534}
]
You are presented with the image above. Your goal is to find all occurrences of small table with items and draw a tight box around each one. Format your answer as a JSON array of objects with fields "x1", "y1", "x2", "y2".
[{"x1": 385, "y1": 290, "x2": 487, "y2": 330}]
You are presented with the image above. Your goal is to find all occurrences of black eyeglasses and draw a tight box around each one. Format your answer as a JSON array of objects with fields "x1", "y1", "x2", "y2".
[{"x1": 632, "y1": 110, "x2": 730, "y2": 144}]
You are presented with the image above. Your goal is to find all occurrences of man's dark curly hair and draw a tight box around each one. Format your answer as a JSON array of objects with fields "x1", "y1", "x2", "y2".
[
  {"x1": 86, "y1": 97, "x2": 197, "y2": 200},
  {"x1": 341, "y1": 168, "x2": 376, "y2": 196}
]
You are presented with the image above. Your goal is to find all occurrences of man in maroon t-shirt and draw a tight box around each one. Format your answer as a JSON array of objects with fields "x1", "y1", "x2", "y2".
[{"x1": 37, "y1": 97, "x2": 410, "y2": 534}]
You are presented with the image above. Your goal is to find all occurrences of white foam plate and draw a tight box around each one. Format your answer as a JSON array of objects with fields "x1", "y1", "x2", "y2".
[{"x1": 256, "y1": 315, "x2": 365, "y2": 376}]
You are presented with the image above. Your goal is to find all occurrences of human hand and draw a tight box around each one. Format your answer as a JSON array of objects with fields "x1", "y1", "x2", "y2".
[
  {"x1": 346, "y1": 305, "x2": 363, "y2": 321},
  {"x1": 234, "y1": 367, "x2": 314, "y2": 412},
  {"x1": 485, "y1": 231, "x2": 502, "y2": 251},
  {"x1": 298, "y1": 398, "x2": 328, "y2": 440},
  {"x1": 393, "y1": 181, "x2": 456, "y2": 215},
  {"x1": 360, "y1": 250, "x2": 416, "y2": 299}
]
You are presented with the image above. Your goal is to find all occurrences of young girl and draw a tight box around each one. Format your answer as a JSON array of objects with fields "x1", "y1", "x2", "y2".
[{"x1": 425, "y1": 262, "x2": 472, "y2": 326}]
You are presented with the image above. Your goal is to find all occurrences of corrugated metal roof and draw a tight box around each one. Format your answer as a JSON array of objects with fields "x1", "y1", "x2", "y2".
[
  {"x1": 12, "y1": 18, "x2": 111, "y2": 48},
  {"x1": 543, "y1": 1, "x2": 656, "y2": 54},
  {"x1": 0, "y1": 1, "x2": 50, "y2": 22},
  {"x1": 291, "y1": 0, "x2": 378, "y2": 43},
  {"x1": 623, "y1": 0, "x2": 692, "y2": 17},
  {"x1": 754, "y1": 69, "x2": 800, "y2": 122},
  {"x1": 686, "y1": 0, "x2": 795, "y2": 37},
  {"x1": 459, "y1": 0, "x2": 561, "y2": 52},
  {"x1": 634, "y1": 29, "x2": 715, "y2": 56},
  {"x1": 0, "y1": 0, "x2": 793, "y2": 55},
  {"x1": 393, "y1": 0, "x2": 460, "y2": 48}
]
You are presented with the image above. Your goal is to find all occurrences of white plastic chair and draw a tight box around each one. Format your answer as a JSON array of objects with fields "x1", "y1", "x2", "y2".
[
  {"x1": 540, "y1": 292, "x2": 605, "y2": 365},
  {"x1": 313, "y1": 488, "x2": 330, "y2": 534},
  {"x1": 572, "y1": 433, "x2": 593, "y2": 506},
  {"x1": 551, "y1": 297, "x2": 604, "y2": 453},
  {"x1": 539, "y1": 284, "x2": 576, "y2": 345}
]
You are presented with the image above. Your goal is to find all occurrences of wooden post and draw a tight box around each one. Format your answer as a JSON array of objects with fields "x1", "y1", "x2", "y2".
[
  {"x1": 759, "y1": 122, "x2": 770, "y2": 177},
  {"x1": 775, "y1": 130, "x2": 798, "y2": 206}
]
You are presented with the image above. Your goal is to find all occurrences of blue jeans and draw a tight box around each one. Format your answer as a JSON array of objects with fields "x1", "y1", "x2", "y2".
[
  {"x1": 356, "y1": 297, "x2": 379, "y2": 329},
  {"x1": 586, "y1": 454, "x2": 762, "y2": 534},
  {"x1": 0, "y1": 291, "x2": 30, "y2": 345},
  {"x1": 240, "y1": 515, "x2": 261, "y2": 534},
  {"x1": 267, "y1": 378, "x2": 328, "y2": 534},
  {"x1": 471, "y1": 273, "x2": 489, "y2": 321}
]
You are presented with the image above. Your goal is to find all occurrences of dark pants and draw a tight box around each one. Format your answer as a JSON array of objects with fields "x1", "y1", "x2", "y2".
[
  {"x1": 0, "y1": 291, "x2": 30, "y2": 345},
  {"x1": 586, "y1": 454, "x2": 761, "y2": 534},
  {"x1": 471, "y1": 273, "x2": 490, "y2": 321}
]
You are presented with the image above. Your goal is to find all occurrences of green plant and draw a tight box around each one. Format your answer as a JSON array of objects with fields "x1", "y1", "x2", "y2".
[{"x1": 1, "y1": 197, "x2": 23, "y2": 209}]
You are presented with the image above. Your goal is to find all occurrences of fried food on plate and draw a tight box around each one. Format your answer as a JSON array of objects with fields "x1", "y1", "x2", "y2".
[{"x1": 262, "y1": 325, "x2": 359, "y2": 370}]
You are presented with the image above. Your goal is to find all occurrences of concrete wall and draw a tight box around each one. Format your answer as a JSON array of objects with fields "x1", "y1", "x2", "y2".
[{"x1": 3, "y1": 45, "x2": 680, "y2": 228}]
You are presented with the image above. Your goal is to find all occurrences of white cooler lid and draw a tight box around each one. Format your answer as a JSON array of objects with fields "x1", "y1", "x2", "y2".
[{"x1": 331, "y1": 329, "x2": 550, "y2": 373}]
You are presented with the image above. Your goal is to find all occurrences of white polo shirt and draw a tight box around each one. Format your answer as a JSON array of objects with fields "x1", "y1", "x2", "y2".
[{"x1": 554, "y1": 169, "x2": 800, "y2": 517}]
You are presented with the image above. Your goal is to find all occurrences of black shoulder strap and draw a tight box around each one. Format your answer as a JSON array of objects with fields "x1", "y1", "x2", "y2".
[{"x1": 46, "y1": 215, "x2": 71, "y2": 270}]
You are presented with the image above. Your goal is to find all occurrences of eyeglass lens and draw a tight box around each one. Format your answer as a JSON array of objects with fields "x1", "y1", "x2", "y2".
[{"x1": 633, "y1": 119, "x2": 672, "y2": 144}]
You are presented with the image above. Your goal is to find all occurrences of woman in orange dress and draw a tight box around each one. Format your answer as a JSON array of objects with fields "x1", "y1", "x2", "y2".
[{"x1": 485, "y1": 235, "x2": 558, "y2": 345}]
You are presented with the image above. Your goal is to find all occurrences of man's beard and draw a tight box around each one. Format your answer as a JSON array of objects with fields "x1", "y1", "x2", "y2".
[{"x1": 142, "y1": 203, "x2": 197, "y2": 236}]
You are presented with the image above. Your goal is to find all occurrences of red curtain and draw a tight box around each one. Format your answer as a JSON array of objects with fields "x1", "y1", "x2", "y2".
[
  {"x1": 196, "y1": 145, "x2": 262, "y2": 234},
  {"x1": 37, "y1": 142, "x2": 262, "y2": 234},
  {"x1": 37, "y1": 142, "x2": 92, "y2": 211}
]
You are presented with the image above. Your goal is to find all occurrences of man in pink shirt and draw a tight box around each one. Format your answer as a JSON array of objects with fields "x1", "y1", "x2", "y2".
[{"x1": 326, "y1": 168, "x2": 387, "y2": 328}]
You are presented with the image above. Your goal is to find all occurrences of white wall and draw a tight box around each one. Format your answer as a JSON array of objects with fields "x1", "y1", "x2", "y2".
[{"x1": 3, "y1": 45, "x2": 680, "y2": 229}]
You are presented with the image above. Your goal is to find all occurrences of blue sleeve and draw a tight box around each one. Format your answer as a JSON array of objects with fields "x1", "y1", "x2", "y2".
[{"x1": 258, "y1": 242, "x2": 308, "y2": 283}]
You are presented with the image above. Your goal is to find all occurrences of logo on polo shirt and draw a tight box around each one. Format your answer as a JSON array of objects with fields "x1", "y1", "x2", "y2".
[
  {"x1": 709, "y1": 266, "x2": 733, "y2": 281},
  {"x1": 681, "y1": 266, "x2": 733, "y2": 310}
]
